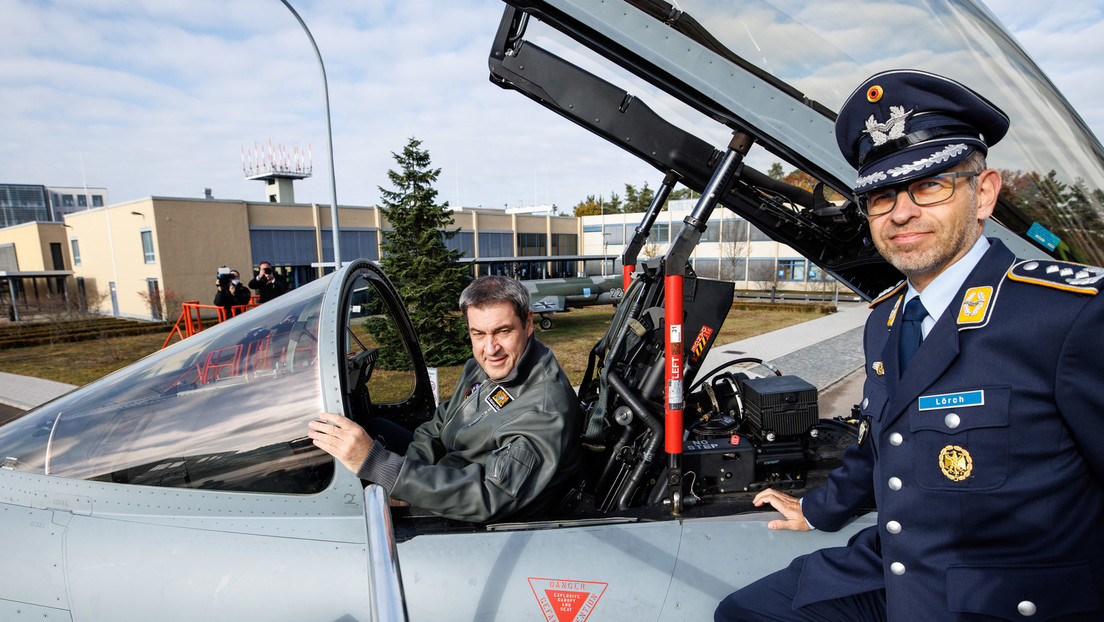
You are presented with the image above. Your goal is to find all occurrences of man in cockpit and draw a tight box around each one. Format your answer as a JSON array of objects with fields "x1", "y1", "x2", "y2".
[
  {"x1": 308, "y1": 275, "x2": 581, "y2": 523},
  {"x1": 716, "y1": 70, "x2": 1104, "y2": 621}
]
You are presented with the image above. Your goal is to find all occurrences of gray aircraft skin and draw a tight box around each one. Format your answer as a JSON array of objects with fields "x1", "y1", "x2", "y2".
[{"x1": 3, "y1": 1, "x2": 1104, "y2": 621}]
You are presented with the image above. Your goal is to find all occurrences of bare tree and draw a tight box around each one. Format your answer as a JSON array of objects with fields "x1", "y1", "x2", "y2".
[
  {"x1": 719, "y1": 219, "x2": 748, "y2": 283},
  {"x1": 137, "y1": 288, "x2": 184, "y2": 324},
  {"x1": 749, "y1": 258, "x2": 781, "y2": 297}
]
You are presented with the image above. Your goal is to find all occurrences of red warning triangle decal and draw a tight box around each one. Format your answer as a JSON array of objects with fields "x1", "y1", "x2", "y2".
[
  {"x1": 528, "y1": 578, "x2": 608, "y2": 622},
  {"x1": 544, "y1": 590, "x2": 588, "y2": 622}
]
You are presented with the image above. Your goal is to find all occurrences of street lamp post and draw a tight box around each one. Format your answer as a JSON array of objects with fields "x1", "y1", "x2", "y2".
[
  {"x1": 602, "y1": 232, "x2": 611, "y2": 276},
  {"x1": 280, "y1": 0, "x2": 341, "y2": 269}
]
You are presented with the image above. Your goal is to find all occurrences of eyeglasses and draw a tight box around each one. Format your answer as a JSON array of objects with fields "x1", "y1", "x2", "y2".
[{"x1": 858, "y1": 171, "x2": 980, "y2": 217}]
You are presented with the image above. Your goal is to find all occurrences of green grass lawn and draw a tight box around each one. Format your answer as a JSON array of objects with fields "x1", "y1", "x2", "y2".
[{"x1": 0, "y1": 304, "x2": 828, "y2": 397}]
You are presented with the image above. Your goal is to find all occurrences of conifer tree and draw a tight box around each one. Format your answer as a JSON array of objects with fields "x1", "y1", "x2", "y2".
[{"x1": 374, "y1": 138, "x2": 469, "y2": 367}]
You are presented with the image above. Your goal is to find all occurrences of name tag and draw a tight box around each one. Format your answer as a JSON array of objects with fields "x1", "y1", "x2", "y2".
[{"x1": 918, "y1": 390, "x2": 984, "y2": 411}]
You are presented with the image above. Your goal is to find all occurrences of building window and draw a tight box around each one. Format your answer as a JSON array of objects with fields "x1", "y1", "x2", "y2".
[
  {"x1": 582, "y1": 224, "x2": 602, "y2": 233},
  {"x1": 141, "y1": 229, "x2": 155, "y2": 263},
  {"x1": 77, "y1": 195, "x2": 88, "y2": 208},
  {"x1": 808, "y1": 264, "x2": 834, "y2": 283},
  {"x1": 517, "y1": 232, "x2": 547, "y2": 257},
  {"x1": 550, "y1": 233, "x2": 577, "y2": 256},
  {"x1": 249, "y1": 228, "x2": 318, "y2": 266},
  {"x1": 62, "y1": 194, "x2": 75, "y2": 207},
  {"x1": 443, "y1": 230, "x2": 474, "y2": 258},
  {"x1": 603, "y1": 224, "x2": 624, "y2": 245},
  {"x1": 648, "y1": 222, "x2": 670, "y2": 244},
  {"x1": 71, "y1": 239, "x2": 81, "y2": 266},
  {"x1": 722, "y1": 219, "x2": 749, "y2": 242},
  {"x1": 477, "y1": 231, "x2": 513, "y2": 257},
  {"x1": 549, "y1": 233, "x2": 578, "y2": 277},
  {"x1": 322, "y1": 229, "x2": 379, "y2": 263},
  {"x1": 749, "y1": 224, "x2": 772, "y2": 242},
  {"x1": 777, "y1": 259, "x2": 806, "y2": 281},
  {"x1": 701, "y1": 221, "x2": 721, "y2": 243},
  {"x1": 92, "y1": 195, "x2": 104, "y2": 207},
  {"x1": 747, "y1": 259, "x2": 776, "y2": 284},
  {"x1": 721, "y1": 258, "x2": 747, "y2": 281},
  {"x1": 692, "y1": 258, "x2": 719, "y2": 279}
]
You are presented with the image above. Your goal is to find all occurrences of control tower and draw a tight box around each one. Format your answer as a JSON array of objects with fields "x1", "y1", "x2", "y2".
[{"x1": 243, "y1": 141, "x2": 312, "y2": 203}]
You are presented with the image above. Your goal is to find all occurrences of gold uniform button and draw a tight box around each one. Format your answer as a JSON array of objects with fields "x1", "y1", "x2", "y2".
[
  {"x1": 944, "y1": 413, "x2": 961, "y2": 429},
  {"x1": 888, "y1": 477, "x2": 902, "y2": 490},
  {"x1": 890, "y1": 562, "x2": 905, "y2": 575},
  {"x1": 1017, "y1": 600, "x2": 1036, "y2": 616},
  {"x1": 886, "y1": 520, "x2": 901, "y2": 534},
  {"x1": 889, "y1": 432, "x2": 903, "y2": 446}
]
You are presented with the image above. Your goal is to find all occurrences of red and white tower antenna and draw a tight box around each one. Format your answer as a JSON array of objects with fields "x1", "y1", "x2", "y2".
[{"x1": 242, "y1": 140, "x2": 313, "y2": 203}]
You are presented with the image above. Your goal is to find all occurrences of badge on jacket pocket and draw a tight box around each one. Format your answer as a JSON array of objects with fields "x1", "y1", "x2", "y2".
[
  {"x1": 939, "y1": 445, "x2": 973, "y2": 481},
  {"x1": 485, "y1": 386, "x2": 514, "y2": 411}
]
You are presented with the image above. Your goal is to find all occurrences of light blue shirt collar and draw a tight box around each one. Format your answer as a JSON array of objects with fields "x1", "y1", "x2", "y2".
[{"x1": 904, "y1": 236, "x2": 990, "y2": 337}]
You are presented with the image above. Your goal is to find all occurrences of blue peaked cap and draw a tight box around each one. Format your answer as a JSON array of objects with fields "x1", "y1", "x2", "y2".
[{"x1": 835, "y1": 70, "x2": 1010, "y2": 193}]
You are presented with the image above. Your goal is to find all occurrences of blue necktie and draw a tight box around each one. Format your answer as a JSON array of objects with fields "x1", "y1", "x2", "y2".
[{"x1": 899, "y1": 297, "x2": 927, "y2": 372}]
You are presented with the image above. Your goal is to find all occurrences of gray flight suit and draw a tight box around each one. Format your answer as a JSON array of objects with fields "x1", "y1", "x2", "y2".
[{"x1": 357, "y1": 337, "x2": 581, "y2": 522}]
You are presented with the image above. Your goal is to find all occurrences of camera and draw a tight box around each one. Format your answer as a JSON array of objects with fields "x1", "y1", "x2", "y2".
[{"x1": 216, "y1": 267, "x2": 234, "y2": 289}]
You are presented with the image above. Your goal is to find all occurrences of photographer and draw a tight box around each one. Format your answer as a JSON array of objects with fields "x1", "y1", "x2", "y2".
[
  {"x1": 213, "y1": 267, "x2": 252, "y2": 318},
  {"x1": 248, "y1": 261, "x2": 287, "y2": 304}
]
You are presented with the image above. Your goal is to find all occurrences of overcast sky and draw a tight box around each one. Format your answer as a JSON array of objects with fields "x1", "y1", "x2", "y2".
[{"x1": 1, "y1": 0, "x2": 1100, "y2": 213}]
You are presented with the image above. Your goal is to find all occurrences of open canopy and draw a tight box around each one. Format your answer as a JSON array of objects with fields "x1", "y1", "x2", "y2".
[{"x1": 492, "y1": 0, "x2": 1104, "y2": 298}]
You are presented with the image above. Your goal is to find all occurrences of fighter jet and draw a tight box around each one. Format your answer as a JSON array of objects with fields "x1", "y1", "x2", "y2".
[
  {"x1": 458, "y1": 256, "x2": 626, "y2": 328},
  {"x1": 523, "y1": 274, "x2": 625, "y2": 329},
  {"x1": 2, "y1": 1, "x2": 1102, "y2": 621}
]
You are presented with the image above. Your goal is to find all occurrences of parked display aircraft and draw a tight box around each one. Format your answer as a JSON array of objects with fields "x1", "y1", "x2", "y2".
[
  {"x1": 2, "y1": 1, "x2": 1102, "y2": 621},
  {"x1": 458, "y1": 255, "x2": 626, "y2": 327},
  {"x1": 523, "y1": 274, "x2": 625, "y2": 328}
]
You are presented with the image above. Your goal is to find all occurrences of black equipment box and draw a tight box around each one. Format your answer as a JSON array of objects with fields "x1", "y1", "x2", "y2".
[
  {"x1": 740, "y1": 375, "x2": 818, "y2": 441},
  {"x1": 683, "y1": 436, "x2": 757, "y2": 493}
]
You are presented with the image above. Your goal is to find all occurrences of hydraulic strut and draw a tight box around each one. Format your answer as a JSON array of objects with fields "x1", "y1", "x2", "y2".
[
  {"x1": 622, "y1": 170, "x2": 679, "y2": 289},
  {"x1": 662, "y1": 131, "x2": 753, "y2": 514}
]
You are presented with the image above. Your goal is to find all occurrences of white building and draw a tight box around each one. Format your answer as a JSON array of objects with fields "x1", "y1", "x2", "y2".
[{"x1": 580, "y1": 199, "x2": 836, "y2": 290}]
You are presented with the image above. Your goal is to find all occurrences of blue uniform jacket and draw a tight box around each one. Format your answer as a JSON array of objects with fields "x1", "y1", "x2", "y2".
[{"x1": 797, "y1": 239, "x2": 1104, "y2": 620}]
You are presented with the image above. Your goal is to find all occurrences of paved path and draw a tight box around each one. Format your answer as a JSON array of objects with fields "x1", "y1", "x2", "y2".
[
  {"x1": 0, "y1": 371, "x2": 76, "y2": 411},
  {"x1": 701, "y1": 301, "x2": 869, "y2": 389}
]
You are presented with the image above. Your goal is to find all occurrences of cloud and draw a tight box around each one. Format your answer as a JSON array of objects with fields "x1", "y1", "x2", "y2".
[
  {"x1": 1, "y1": 0, "x2": 1100, "y2": 215},
  {"x1": 983, "y1": 0, "x2": 1104, "y2": 139}
]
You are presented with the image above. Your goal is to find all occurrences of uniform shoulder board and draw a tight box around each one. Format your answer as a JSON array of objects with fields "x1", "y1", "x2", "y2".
[
  {"x1": 869, "y1": 280, "x2": 907, "y2": 308},
  {"x1": 1008, "y1": 259, "x2": 1103, "y2": 295}
]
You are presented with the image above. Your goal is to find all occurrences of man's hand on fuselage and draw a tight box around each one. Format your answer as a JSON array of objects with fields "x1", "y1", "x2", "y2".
[
  {"x1": 308, "y1": 412, "x2": 374, "y2": 474},
  {"x1": 753, "y1": 488, "x2": 811, "y2": 531}
]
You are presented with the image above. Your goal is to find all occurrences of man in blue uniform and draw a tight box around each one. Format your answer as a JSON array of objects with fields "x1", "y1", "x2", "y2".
[{"x1": 716, "y1": 70, "x2": 1104, "y2": 620}]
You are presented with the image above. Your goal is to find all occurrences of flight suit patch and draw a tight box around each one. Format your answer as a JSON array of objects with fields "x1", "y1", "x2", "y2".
[
  {"x1": 485, "y1": 386, "x2": 514, "y2": 411},
  {"x1": 939, "y1": 445, "x2": 973, "y2": 481},
  {"x1": 465, "y1": 382, "x2": 482, "y2": 398}
]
